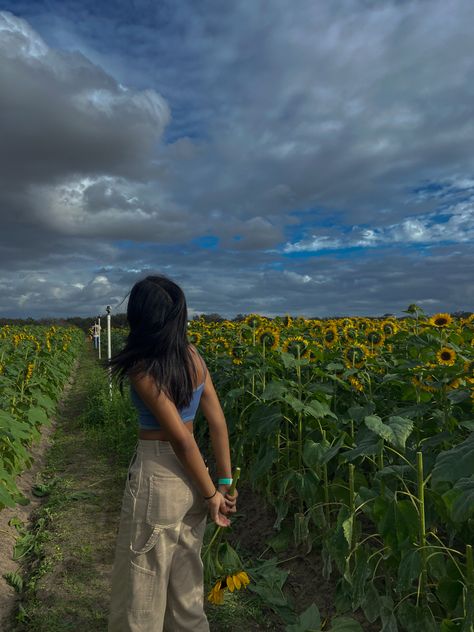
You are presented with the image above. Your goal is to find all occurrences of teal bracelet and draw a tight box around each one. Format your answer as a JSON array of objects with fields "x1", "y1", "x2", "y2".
[{"x1": 218, "y1": 478, "x2": 233, "y2": 485}]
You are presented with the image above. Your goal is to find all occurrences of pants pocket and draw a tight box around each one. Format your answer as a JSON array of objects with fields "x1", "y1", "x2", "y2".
[
  {"x1": 146, "y1": 474, "x2": 191, "y2": 526},
  {"x1": 128, "y1": 559, "x2": 156, "y2": 615}
]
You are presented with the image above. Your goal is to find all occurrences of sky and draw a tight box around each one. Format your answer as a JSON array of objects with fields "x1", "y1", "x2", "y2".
[{"x1": 0, "y1": 0, "x2": 473, "y2": 319}]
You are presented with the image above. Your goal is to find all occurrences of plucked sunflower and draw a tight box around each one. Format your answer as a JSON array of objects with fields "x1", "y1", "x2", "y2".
[
  {"x1": 429, "y1": 313, "x2": 453, "y2": 328},
  {"x1": 207, "y1": 571, "x2": 250, "y2": 605},
  {"x1": 436, "y1": 346, "x2": 456, "y2": 366}
]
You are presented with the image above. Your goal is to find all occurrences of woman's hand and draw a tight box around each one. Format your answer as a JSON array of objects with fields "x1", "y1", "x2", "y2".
[
  {"x1": 206, "y1": 491, "x2": 231, "y2": 527},
  {"x1": 218, "y1": 485, "x2": 238, "y2": 514}
]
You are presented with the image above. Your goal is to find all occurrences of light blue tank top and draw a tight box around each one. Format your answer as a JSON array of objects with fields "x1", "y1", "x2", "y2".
[{"x1": 130, "y1": 356, "x2": 207, "y2": 430}]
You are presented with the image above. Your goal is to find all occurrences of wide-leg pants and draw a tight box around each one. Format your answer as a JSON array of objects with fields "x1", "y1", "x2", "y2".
[{"x1": 107, "y1": 439, "x2": 210, "y2": 632}]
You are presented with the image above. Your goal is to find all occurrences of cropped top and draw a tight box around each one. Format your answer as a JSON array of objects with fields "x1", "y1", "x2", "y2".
[{"x1": 130, "y1": 355, "x2": 207, "y2": 430}]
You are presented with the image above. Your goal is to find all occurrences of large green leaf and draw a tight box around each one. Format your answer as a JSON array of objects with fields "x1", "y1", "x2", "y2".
[
  {"x1": 432, "y1": 434, "x2": 474, "y2": 489},
  {"x1": 285, "y1": 603, "x2": 321, "y2": 632},
  {"x1": 442, "y1": 476, "x2": 474, "y2": 523},
  {"x1": 364, "y1": 415, "x2": 413, "y2": 449},
  {"x1": 397, "y1": 549, "x2": 421, "y2": 592},
  {"x1": 329, "y1": 618, "x2": 363, "y2": 632}
]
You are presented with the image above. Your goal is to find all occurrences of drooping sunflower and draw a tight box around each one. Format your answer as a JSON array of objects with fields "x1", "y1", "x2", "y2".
[
  {"x1": 282, "y1": 335, "x2": 309, "y2": 357},
  {"x1": 255, "y1": 327, "x2": 280, "y2": 350},
  {"x1": 207, "y1": 579, "x2": 225, "y2": 604},
  {"x1": 436, "y1": 346, "x2": 456, "y2": 366},
  {"x1": 429, "y1": 313, "x2": 453, "y2": 328},
  {"x1": 343, "y1": 344, "x2": 368, "y2": 369}
]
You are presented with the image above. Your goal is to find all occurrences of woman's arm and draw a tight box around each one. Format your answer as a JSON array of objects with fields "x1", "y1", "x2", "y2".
[
  {"x1": 199, "y1": 370, "x2": 237, "y2": 512},
  {"x1": 131, "y1": 373, "x2": 230, "y2": 526}
]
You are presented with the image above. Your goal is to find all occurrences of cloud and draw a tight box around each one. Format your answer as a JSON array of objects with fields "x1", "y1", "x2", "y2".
[{"x1": 0, "y1": 3, "x2": 473, "y2": 318}]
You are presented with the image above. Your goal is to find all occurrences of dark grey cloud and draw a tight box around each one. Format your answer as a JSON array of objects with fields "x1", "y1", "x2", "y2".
[{"x1": 0, "y1": 3, "x2": 473, "y2": 318}]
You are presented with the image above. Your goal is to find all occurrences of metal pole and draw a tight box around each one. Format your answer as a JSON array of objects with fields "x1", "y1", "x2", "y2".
[
  {"x1": 97, "y1": 316, "x2": 101, "y2": 359},
  {"x1": 106, "y1": 305, "x2": 112, "y2": 397}
]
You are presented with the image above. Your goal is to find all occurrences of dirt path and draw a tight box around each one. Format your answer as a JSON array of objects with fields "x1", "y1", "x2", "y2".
[
  {"x1": 2, "y1": 347, "x2": 124, "y2": 632},
  {"x1": 0, "y1": 360, "x2": 78, "y2": 630}
]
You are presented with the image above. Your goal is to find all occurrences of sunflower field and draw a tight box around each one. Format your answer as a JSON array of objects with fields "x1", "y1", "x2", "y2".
[
  {"x1": 108, "y1": 309, "x2": 474, "y2": 631},
  {"x1": 0, "y1": 324, "x2": 83, "y2": 510}
]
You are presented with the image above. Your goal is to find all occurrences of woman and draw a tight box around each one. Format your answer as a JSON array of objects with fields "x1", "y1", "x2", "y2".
[{"x1": 107, "y1": 275, "x2": 237, "y2": 632}]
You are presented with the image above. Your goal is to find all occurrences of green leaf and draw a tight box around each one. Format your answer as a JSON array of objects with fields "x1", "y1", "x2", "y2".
[
  {"x1": 432, "y1": 434, "x2": 474, "y2": 489},
  {"x1": 364, "y1": 415, "x2": 413, "y2": 449},
  {"x1": 27, "y1": 407, "x2": 49, "y2": 426},
  {"x1": 285, "y1": 603, "x2": 321, "y2": 632},
  {"x1": 397, "y1": 549, "x2": 421, "y2": 592},
  {"x1": 446, "y1": 476, "x2": 474, "y2": 523},
  {"x1": 329, "y1": 617, "x2": 363, "y2": 632},
  {"x1": 261, "y1": 381, "x2": 288, "y2": 401},
  {"x1": 305, "y1": 400, "x2": 337, "y2": 420}
]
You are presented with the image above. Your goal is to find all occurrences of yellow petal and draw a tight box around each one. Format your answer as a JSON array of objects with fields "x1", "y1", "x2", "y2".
[
  {"x1": 237, "y1": 571, "x2": 250, "y2": 587},
  {"x1": 232, "y1": 573, "x2": 241, "y2": 590},
  {"x1": 226, "y1": 575, "x2": 235, "y2": 592}
]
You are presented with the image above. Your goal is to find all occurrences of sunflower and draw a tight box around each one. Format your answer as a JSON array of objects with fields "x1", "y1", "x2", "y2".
[
  {"x1": 243, "y1": 313, "x2": 263, "y2": 328},
  {"x1": 380, "y1": 320, "x2": 398, "y2": 336},
  {"x1": 256, "y1": 327, "x2": 280, "y2": 350},
  {"x1": 343, "y1": 344, "x2": 367, "y2": 369},
  {"x1": 348, "y1": 375, "x2": 364, "y2": 392},
  {"x1": 429, "y1": 313, "x2": 453, "y2": 328},
  {"x1": 209, "y1": 336, "x2": 230, "y2": 353},
  {"x1": 230, "y1": 345, "x2": 246, "y2": 365},
  {"x1": 365, "y1": 329, "x2": 385, "y2": 348},
  {"x1": 322, "y1": 326, "x2": 339, "y2": 348},
  {"x1": 282, "y1": 336, "x2": 309, "y2": 357},
  {"x1": 207, "y1": 579, "x2": 225, "y2": 604},
  {"x1": 436, "y1": 346, "x2": 456, "y2": 366},
  {"x1": 411, "y1": 375, "x2": 436, "y2": 393},
  {"x1": 464, "y1": 359, "x2": 474, "y2": 379},
  {"x1": 188, "y1": 331, "x2": 202, "y2": 346},
  {"x1": 303, "y1": 343, "x2": 323, "y2": 362},
  {"x1": 342, "y1": 325, "x2": 358, "y2": 343},
  {"x1": 227, "y1": 571, "x2": 250, "y2": 591}
]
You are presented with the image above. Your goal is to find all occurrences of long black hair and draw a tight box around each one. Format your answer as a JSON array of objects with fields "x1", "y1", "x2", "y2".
[{"x1": 109, "y1": 275, "x2": 197, "y2": 409}]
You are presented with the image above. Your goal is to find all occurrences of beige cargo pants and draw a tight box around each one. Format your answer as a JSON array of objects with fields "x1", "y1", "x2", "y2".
[{"x1": 107, "y1": 439, "x2": 210, "y2": 632}]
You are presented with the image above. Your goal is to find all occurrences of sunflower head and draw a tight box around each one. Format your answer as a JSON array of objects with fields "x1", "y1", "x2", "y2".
[
  {"x1": 343, "y1": 344, "x2": 367, "y2": 368},
  {"x1": 436, "y1": 346, "x2": 456, "y2": 366},
  {"x1": 381, "y1": 320, "x2": 398, "y2": 336},
  {"x1": 365, "y1": 329, "x2": 385, "y2": 347},
  {"x1": 256, "y1": 327, "x2": 280, "y2": 350},
  {"x1": 188, "y1": 331, "x2": 202, "y2": 346},
  {"x1": 323, "y1": 326, "x2": 338, "y2": 347},
  {"x1": 282, "y1": 336, "x2": 308, "y2": 357},
  {"x1": 429, "y1": 313, "x2": 453, "y2": 328}
]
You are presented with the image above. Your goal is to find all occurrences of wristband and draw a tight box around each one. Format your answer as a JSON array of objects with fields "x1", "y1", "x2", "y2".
[
  {"x1": 204, "y1": 488, "x2": 217, "y2": 500},
  {"x1": 218, "y1": 478, "x2": 233, "y2": 485}
]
